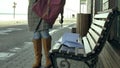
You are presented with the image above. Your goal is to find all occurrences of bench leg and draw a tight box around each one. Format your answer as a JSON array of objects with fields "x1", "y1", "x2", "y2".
[
  {"x1": 60, "y1": 59, "x2": 70, "y2": 68},
  {"x1": 49, "y1": 54, "x2": 71, "y2": 68},
  {"x1": 84, "y1": 56, "x2": 98, "y2": 68},
  {"x1": 49, "y1": 53, "x2": 58, "y2": 68}
]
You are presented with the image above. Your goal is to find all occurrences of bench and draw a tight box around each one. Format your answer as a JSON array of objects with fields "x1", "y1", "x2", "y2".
[{"x1": 49, "y1": 8, "x2": 120, "y2": 68}]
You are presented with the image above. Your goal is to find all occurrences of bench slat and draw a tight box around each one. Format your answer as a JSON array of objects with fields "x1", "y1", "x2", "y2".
[
  {"x1": 51, "y1": 43, "x2": 61, "y2": 52},
  {"x1": 93, "y1": 20, "x2": 106, "y2": 27},
  {"x1": 76, "y1": 48, "x2": 85, "y2": 55},
  {"x1": 59, "y1": 46, "x2": 75, "y2": 54},
  {"x1": 51, "y1": 38, "x2": 62, "y2": 52},
  {"x1": 87, "y1": 33, "x2": 96, "y2": 49},
  {"x1": 89, "y1": 28, "x2": 99, "y2": 43},
  {"x1": 59, "y1": 46, "x2": 68, "y2": 53},
  {"x1": 82, "y1": 37, "x2": 92, "y2": 54},
  {"x1": 94, "y1": 13, "x2": 109, "y2": 18},
  {"x1": 69, "y1": 48, "x2": 76, "y2": 54},
  {"x1": 91, "y1": 24, "x2": 103, "y2": 35}
]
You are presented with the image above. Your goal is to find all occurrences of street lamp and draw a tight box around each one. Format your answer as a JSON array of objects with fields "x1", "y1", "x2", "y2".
[{"x1": 13, "y1": 2, "x2": 17, "y2": 19}]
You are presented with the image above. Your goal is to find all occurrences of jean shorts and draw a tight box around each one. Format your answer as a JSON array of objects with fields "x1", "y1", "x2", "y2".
[{"x1": 33, "y1": 29, "x2": 50, "y2": 39}]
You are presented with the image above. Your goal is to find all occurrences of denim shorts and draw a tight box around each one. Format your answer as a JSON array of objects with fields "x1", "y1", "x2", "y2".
[{"x1": 33, "y1": 29, "x2": 50, "y2": 39}]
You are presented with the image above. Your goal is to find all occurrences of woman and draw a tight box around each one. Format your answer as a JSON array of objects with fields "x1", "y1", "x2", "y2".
[
  {"x1": 28, "y1": 0, "x2": 52, "y2": 68},
  {"x1": 28, "y1": 0, "x2": 65, "y2": 68}
]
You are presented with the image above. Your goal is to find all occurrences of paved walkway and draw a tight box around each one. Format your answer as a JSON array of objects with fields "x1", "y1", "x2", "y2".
[
  {"x1": 0, "y1": 21, "x2": 77, "y2": 68},
  {"x1": 0, "y1": 43, "x2": 85, "y2": 68},
  {"x1": 1, "y1": 43, "x2": 34, "y2": 68},
  {"x1": 0, "y1": 21, "x2": 119, "y2": 68}
]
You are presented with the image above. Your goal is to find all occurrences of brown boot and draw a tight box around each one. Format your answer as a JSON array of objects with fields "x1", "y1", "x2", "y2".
[
  {"x1": 32, "y1": 39, "x2": 42, "y2": 68},
  {"x1": 42, "y1": 37, "x2": 52, "y2": 68}
]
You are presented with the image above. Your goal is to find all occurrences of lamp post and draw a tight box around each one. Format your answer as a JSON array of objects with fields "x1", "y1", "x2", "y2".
[{"x1": 13, "y1": 2, "x2": 17, "y2": 19}]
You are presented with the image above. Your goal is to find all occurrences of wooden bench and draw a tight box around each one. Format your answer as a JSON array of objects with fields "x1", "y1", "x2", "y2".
[{"x1": 49, "y1": 8, "x2": 120, "y2": 68}]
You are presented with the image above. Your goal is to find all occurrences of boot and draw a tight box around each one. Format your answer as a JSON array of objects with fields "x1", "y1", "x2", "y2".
[
  {"x1": 42, "y1": 37, "x2": 52, "y2": 68},
  {"x1": 32, "y1": 39, "x2": 42, "y2": 68}
]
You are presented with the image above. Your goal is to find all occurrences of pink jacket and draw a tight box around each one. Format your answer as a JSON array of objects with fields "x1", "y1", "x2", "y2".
[{"x1": 32, "y1": 0, "x2": 66, "y2": 25}]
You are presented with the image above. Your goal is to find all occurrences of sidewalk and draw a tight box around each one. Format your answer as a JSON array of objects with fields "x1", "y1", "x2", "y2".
[
  {"x1": 0, "y1": 39, "x2": 56, "y2": 68},
  {"x1": 0, "y1": 18, "x2": 76, "y2": 28},
  {"x1": 0, "y1": 43, "x2": 34, "y2": 68},
  {"x1": 0, "y1": 19, "x2": 77, "y2": 68},
  {"x1": 0, "y1": 42, "x2": 86, "y2": 68},
  {"x1": 0, "y1": 19, "x2": 120, "y2": 68},
  {"x1": 0, "y1": 20, "x2": 27, "y2": 28}
]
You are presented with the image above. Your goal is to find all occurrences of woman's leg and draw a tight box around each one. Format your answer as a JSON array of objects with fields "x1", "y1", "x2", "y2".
[
  {"x1": 32, "y1": 32, "x2": 42, "y2": 68},
  {"x1": 41, "y1": 30, "x2": 52, "y2": 68}
]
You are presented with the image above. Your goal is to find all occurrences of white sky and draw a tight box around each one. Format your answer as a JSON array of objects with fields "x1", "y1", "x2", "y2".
[
  {"x1": 65, "y1": 0, "x2": 80, "y2": 12},
  {"x1": 0, "y1": 0, "x2": 80, "y2": 19},
  {"x1": 0, "y1": 0, "x2": 28, "y2": 14},
  {"x1": 0, "y1": 0, "x2": 79, "y2": 14},
  {"x1": 65, "y1": 0, "x2": 80, "y2": 18}
]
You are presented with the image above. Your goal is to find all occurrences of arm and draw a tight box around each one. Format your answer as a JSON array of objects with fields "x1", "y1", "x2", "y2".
[{"x1": 59, "y1": 0, "x2": 66, "y2": 25}]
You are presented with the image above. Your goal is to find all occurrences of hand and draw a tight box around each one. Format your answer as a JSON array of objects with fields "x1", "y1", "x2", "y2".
[{"x1": 59, "y1": 19, "x2": 63, "y2": 24}]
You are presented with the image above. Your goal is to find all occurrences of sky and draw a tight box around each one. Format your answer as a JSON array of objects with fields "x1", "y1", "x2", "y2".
[
  {"x1": 0, "y1": 0, "x2": 79, "y2": 14},
  {"x1": 0, "y1": 0, "x2": 28, "y2": 14},
  {"x1": 64, "y1": 0, "x2": 80, "y2": 18},
  {"x1": 0, "y1": 0, "x2": 80, "y2": 19},
  {"x1": 65, "y1": 0, "x2": 80, "y2": 12}
]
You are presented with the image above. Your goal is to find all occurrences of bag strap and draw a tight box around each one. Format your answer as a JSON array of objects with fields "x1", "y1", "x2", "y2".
[
  {"x1": 34, "y1": 0, "x2": 50, "y2": 32},
  {"x1": 35, "y1": 18, "x2": 42, "y2": 32}
]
